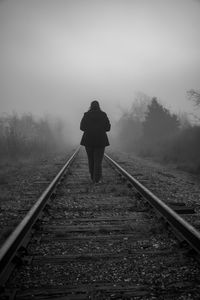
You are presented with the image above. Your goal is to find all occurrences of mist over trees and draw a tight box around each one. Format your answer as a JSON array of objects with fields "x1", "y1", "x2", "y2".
[
  {"x1": 141, "y1": 98, "x2": 179, "y2": 156},
  {"x1": 0, "y1": 113, "x2": 69, "y2": 159},
  {"x1": 114, "y1": 95, "x2": 200, "y2": 173},
  {"x1": 113, "y1": 94, "x2": 149, "y2": 152},
  {"x1": 187, "y1": 89, "x2": 200, "y2": 123}
]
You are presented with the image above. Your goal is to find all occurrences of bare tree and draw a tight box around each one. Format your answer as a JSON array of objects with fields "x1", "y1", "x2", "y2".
[
  {"x1": 187, "y1": 89, "x2": 200, "y2": 123},
  {"x1": 187, "y1": 89, "x2": 200, "y2": 106}
]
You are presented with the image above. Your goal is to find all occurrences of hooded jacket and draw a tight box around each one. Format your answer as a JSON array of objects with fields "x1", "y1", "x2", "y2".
[{"x1": 80, "y1": 110, "x2": 111, "y2": 147}]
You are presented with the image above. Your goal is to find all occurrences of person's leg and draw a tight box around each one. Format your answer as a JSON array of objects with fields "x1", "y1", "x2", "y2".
[
  {"x1": 85, "y1": 147, "x2": 94, "y2": 181},
  {"x1": 93, "y1": 147, "x2": 105, "y2": 183}
]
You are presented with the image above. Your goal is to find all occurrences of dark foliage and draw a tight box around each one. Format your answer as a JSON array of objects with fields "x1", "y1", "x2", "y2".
[
  {"x1": 163, "y1": 126, "x2": 200, "y2": 172},
  {"x1": 140, "y1": 97, "x2": 180, "y2": 155},
  {"x1": 143, "y1": 98, "x2": 179, "y2": 140},
  {"x1": 114, "y1": 96, "x2": 200, "y2": 173}
]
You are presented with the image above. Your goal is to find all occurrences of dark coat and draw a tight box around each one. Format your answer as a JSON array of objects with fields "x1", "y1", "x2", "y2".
[{"x1": 80, "y1": 110, "x2": 111, "y2": 147}]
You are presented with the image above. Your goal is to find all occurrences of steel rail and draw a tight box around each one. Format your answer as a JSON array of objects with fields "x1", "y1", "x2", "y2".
[
  {"x1": 0, "y1": 147, "x2": 80, "y2": 285},
  {"x1": 104, "y1": 153, "x2": 200, "y2": 255}
]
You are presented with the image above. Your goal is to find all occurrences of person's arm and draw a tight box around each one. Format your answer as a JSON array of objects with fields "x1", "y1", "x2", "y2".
[
  {"x1": 104, "y1": 114, "x2": 111, "y2": 132},
  {"x1": 80, "y1": 113, "x2": 87, "y2": 131}
]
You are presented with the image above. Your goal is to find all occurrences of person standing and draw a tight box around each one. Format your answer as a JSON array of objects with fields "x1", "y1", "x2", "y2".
[{"x1": 80, "y1": 100, "x2": 111, "y2": 183}]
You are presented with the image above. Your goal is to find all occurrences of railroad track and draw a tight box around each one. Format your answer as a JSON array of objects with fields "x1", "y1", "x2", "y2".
[{"x1": 1, "y1": 147, "x2": 200, "y2": 299}]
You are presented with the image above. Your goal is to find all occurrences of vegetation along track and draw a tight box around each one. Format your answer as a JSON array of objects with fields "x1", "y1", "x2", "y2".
[{"x1": 1, "y1": 147, "x2": 200, "y2": 299}]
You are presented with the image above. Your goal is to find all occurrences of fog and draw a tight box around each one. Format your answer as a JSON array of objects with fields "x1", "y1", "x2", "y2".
[{"x1": 1, "y1": 0, "x2": 200, "y2": 145}]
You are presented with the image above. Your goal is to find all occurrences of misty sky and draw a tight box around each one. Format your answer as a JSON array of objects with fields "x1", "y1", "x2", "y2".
[{"x1": 0, "y1": 0, "x2": 200, "y2": 123}]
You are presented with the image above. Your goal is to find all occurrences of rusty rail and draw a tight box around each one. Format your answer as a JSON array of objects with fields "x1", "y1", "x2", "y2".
[
  {"x1": 104, "y1": 153, "x2": 200, "y2": 255},
  {"x1": 0, "y1": 147, "x2": 80, "y2": 286}
]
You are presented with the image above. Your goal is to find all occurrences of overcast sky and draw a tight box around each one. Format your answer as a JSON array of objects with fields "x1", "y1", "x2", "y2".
[{"x1": 0, "y1": 0, "x2": 200, "y2": 123}]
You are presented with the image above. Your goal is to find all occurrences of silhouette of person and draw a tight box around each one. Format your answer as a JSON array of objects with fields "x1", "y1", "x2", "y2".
[{"x1": 80, "y1": 100, "x2": 111, "y2": 183}]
